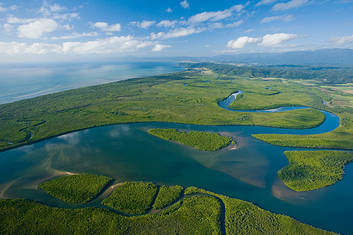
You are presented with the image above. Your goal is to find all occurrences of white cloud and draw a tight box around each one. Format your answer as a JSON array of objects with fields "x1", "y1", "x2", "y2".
[
  {"x1": 166, "y1": 7, "x2": 172, "y2": 13},
  {"x1": 39, "y1": 2, "x2": 67, "y2": 16},
  {"x1": 50, "y1": 3, "x2": 66, "y2": 12},
  {"x1": 261, "y1": 15, "x2": 293, "y2": 23},
  {"x1": 256, "y1": 0, "x2": 277, "y2": 7},
  {"x1": 273, "y1": 0, "x2": 308, "y2": 11},
  {"x1": 0, "y1": 41, "x2": 61, "y2": 55},
  {"x1": 3, "y1": 24, "x2": 13, "y2": 32},
  {"x1": 227, "y1": 33, "x2": 299, "y2": 49},
  {"x1": 17, "y1": 19, "x2": 58, "y2": 39},
  {"x1": 260, "y1": 33, "x2": 298, "y2": 46},
  {"x1": 225, "y1": 20, "x2": 244, "y2": 28},
  {"x1": 227, "y1": 36, "x2": 261, "y2": 49},
  {"x1": 136, "y1": 41, "x2": 154, "y2": 49},
  {"x1": 63, "y1": 24, "x2": 73, "y2": 30},
  {"x1": 0, "y1": 4, "x2": 6, "y2": 12},
  {"x1": 187, "y1": 4, "x2": 245, "y2": 25},
  {"x1": 7, "y1": 16, "x2": 35, "y2": 24},
  {"x1": 151, "y1": 27, "x2": 205, "y2": 39},
  {"x1": 180, "y1": 0, "x2": 190, "y2": 9},
  {"x1": 130, "y1": 20, "x2": 155, "y2": 29},
  {"x1": 140, "y1": 20, "x2": 155, "y2": 29},
  {"x1": 0, "y1": 3, "x2": 17, "y2": 12},
  {"x1": 53, "y1": 13, "x2": 79, "y2": 20},
  {"x1": 93, "y1": 22, "x2": 121, "y2": 32},
  {"x1": 10, "y1": 5, "x2": 17, "y2": 10},
  {"x1": 51, "y1": 32, "x2": 98, "y2": 40},
  {"x1": 150, "y1": 32, "x2": 165, "y2": 40},
  {"x1": 157, "y1": 20, "x2": 177, "y2": 28},
  {"x1": 150, "y1": 4, "x2": 246, "y2": 41},
  {"x1": 152, "y1": 44, "x2": 171, "y2": 51},
  {"x1": 62, "y1": 36, "x2": 150, "y2": 54},
  {"x1": 208, "y1": 20, "x2": 244, "y2": 30},
  {"x1": 0, "y1": 36, "x2": 152, "y2": 55},
  {"x1": 332, "y1": 35, "x2": 353, "y2": 45}
]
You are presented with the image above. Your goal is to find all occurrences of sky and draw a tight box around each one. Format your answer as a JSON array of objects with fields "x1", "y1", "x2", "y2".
[{"x1": 0, "y1": 0, "x2": 353, "y2": 62}]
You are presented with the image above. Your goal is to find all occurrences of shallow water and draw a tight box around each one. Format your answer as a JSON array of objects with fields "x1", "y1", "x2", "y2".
[{"x1": 0, "y1": 83, "x2": 351, "y2": 234}]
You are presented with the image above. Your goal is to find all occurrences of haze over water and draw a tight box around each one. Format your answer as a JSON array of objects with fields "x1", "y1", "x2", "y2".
[{"x1": 0, "y1": 61, "x2": 182, "y2": 104}]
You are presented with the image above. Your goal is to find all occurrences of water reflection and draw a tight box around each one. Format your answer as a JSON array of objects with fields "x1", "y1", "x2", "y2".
[{"x1": 0, "y1": 122, "x2": 353, "y2": 233}]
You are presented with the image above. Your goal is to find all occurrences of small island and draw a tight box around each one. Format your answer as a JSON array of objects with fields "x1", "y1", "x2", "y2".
[
  {"x1": 148, "y1": 128, "x2": 234, "y2": 151},
  {"x1": 40, "y1": 173, "x2": 113, "y2": 204},
  {"x1": 279, "y1": 151, "x2": 353, "y2": 191}
]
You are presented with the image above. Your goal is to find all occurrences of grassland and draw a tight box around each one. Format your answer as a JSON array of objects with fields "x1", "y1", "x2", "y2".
[
  {"x1": 229, "y1": 87, "x2": 318, "y2": 111},
  {"x1": 149, "y1": 128, "x2": 233, "y2": 151},
  {"x1": 40, "y1": 174, "x2": 112, "y2": 204},
  {"x1": 152, "y1": 185, "x2": 183, "y2": 210},
  {"x1": 278, "y1": 151, "x2": 353, "y2": 191},
  {"x1": 0, "y1": 182, "x2": 334, "y2": 234},
  {"x1": 0, "y1": 69, "x2": 326, "y2": 152},
  {"x1": 102, "y1": 182, "x2": 158, "y2": 215}
]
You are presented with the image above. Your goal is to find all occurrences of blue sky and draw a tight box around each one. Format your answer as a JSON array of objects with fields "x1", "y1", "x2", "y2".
[{"x1": 0, "y1": 0, "x2": 352, "y2": 62}]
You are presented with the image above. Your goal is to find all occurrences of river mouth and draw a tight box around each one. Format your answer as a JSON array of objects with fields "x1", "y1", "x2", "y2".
[{"x1": 0, "y1": 92, "x2": 351, "y2": 234}]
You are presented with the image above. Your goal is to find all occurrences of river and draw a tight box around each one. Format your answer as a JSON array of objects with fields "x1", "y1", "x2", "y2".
[{"x1": 0, "y1": 89, "x2": 351, "y2": 234}]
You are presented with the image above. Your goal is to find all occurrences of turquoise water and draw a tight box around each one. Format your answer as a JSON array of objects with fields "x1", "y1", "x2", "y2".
[
  {"x1": 0, "y1": 61, "x2": 182, "y2": 104},
  {"x1": 0, "y1": 75, "x2": 351, "y2": 233}
]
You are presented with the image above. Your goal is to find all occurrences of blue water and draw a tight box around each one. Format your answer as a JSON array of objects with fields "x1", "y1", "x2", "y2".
[
  {"x1": 0, "y1": 75, "x2": 351, "y2": 234},
  {"x1": 0, "y1": 61, "x2": 182, "y2": 104}
]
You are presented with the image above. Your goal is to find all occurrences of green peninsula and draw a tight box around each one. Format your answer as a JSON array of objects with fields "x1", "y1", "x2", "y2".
[
  {"x1": 278, "y1": 151, "x2": 353, "y2": 191},
  {"x1": 40, "y1": 173, "x2": 112, "y2": 204},
  {"x1": 149, "y1": 128, "x2": 233, "y2": 151}
]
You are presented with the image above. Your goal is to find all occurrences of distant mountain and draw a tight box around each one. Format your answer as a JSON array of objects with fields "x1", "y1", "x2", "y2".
[
  {"x1": 211, "y1": 49, "x2": 353, "y2": 66},
  {"x1": 182, "y1": 62, "x2": 353, "y2": 84}
]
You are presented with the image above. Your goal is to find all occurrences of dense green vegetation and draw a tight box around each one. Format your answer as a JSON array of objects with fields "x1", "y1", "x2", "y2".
[
  {"x1": 0, "y1": 196, "x2": 222, "y2": 235},
  {"x1": 278, "y1": 151, "x2": 353, "y2": 191},
  {"x1": 102, "y1": 182, "x2": 158, "y2": 215},
  {"x1": 184, "y1": 187, "x2": 333, "y2": 234},
  {"x1": 0, "y1": 183, "x2": 334, "y2": 234},
  {"x1": 149, "y1": 128, "x2": 232, "y2": 151},
  {"x1": 40, "y1": 174, "x2": 112, "y2": 204},
  {"x1": 253, "y1": 112, "x2": 353, "y2": 150},
  {"x1": 152, "y1": 185, "x2": 183, "y2": 210},
  {"x1": 185, "y1": 62, "x2": 353, "y2": 84},
  {"x1": 0, "y1": 69, "x2": 326, "y2": 152}
]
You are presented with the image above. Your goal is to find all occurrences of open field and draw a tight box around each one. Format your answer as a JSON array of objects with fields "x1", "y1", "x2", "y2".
[
  {"x1": 148, "y1": 128, "x2": 233, "y2": 151},
  {"x1": 40, "y1": 174, "x2": 112, "y2": 204},
  {"x1": 230, "y1": 91, "x2": 316, "y2": 110},
  {"x1": 0, "y1": 69, "x2": 326, "y2": 152},
  {"x1": 278, "y1": 151, "x2": 353, "y2": 191}
]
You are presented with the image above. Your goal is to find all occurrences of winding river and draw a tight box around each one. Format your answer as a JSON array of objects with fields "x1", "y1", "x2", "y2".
[{"x1": 0, "y1": 91, "x2": 352, "y2": 234}]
